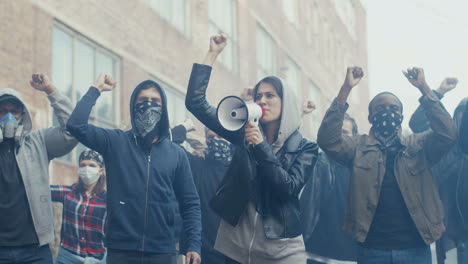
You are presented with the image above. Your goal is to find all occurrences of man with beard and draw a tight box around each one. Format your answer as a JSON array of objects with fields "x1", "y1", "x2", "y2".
[
  {"x1": 67, "y1": 74, "x2": 201, "y2": 264},
  {"x1": 317, "y1": 67, "x2": 456, "y2": 264}
]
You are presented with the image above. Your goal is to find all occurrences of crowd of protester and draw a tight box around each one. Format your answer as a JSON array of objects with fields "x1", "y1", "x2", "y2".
[{"x1": 0, "y1": 33, "x2": 467, "y2": 264}]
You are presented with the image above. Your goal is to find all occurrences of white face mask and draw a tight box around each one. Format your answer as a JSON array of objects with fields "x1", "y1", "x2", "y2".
[{"x1": 78, "y1": 166, "x2": 100, "y2": 186}]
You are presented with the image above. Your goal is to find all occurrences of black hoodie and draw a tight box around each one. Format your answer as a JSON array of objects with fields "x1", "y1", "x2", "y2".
[{"x1": 67, "y1": 81, "x2": 201, "y2": 254}]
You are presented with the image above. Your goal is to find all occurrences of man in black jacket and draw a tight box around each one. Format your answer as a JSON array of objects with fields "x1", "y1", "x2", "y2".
[{"x1": 409, "y1": 77, "x2": 468, "y2": 264}]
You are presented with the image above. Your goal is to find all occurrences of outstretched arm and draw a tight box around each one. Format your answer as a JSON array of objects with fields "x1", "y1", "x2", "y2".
[
  {"x1": 66, "y1": 74, "x2": 117, "y2": 155},
  {"x1": 317, "y1": 67, "x2": 364, "y2": 166}
]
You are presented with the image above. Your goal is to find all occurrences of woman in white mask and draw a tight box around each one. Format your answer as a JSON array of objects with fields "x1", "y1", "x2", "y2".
[{"x1": 51, "y1": 149, "x2": 107, "y2": 264}]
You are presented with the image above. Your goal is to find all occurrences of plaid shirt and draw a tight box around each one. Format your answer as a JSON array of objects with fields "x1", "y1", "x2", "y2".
[{"x1": 51, "y1": 184, "x2": 107, "y2": 259}]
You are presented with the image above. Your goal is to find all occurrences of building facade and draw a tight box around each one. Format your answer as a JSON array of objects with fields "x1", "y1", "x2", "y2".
[{"x1": 0, "y1": 0, "x2": 368, "y2": 256}]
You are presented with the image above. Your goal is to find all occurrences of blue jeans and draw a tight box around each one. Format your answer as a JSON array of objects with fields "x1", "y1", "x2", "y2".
[
  {"x1": 358, "y1": 246, "x2": 431, "y2": 264},
  {"x1": 458, "y1": 241, "x2": 468, "y2": 264},
  {"x1": 0, "y1": 244, "x2": 52, "y2": 264},
  {"x1": 54, "y1": 247, "x2": 105, "y2": 264}
]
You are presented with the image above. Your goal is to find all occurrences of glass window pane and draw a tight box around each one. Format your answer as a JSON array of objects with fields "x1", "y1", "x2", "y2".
[
  {"x1": 173, "y1": 0, "x2": 185, "y2": 33},
  {"x1": 285, "y1": 58, "x2": 300, "y2": 98},
  {"x1": 52, "y1": 27, "x2": 73, "y2": 99},
  {"x1": 95, "y1": 51, "x2": 115, "y2": 123},
  {"x1": 73, "y1": 39, "x2": 94, "y2": 102}
]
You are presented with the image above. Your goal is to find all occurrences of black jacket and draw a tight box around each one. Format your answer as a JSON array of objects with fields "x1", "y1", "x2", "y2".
[{"x1": 185, "y1": 63, "x2": 318, "y2": 239}]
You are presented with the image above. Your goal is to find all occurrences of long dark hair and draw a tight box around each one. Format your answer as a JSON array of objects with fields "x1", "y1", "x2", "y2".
[{"x1": 253, "y1": 76, "x2": 284, "y2": 101}]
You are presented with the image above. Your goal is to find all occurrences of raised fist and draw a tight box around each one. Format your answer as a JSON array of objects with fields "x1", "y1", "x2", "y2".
[
  {"x1": 437, "y1": 77, "x2": 458, "y2": 95},
  {"x1": 301, "y1": 100, "x2": 316, "y2": 116},
  {"x1": 30, "y1": 74, "x2": 55, "y2": 95},
  {"x1": 240, "y1": 88, "x2": 254, "y2": 102},
  {"x1": 209, "y1": 33, "x2": 228, "y2": 54},
  {"x1": 182, "y1": 119, "x2": 196, "y2": 133},
  {"x1": 94, "y1": 73, "x2": 117, "y2": 92},
  {"x1": 403, "y1": 67, "x2": 428, "y2": 89},
  {"x1": 342, "y1": 67, "x2": 364, "y2": 90}
]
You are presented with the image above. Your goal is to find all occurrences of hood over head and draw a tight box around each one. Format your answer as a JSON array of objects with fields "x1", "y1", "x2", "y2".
[
  {"x1": 253, "y1": 77, "x2": 301, "y2": 153},
  {"x1": 129, "y1": 80, "x2": 170, "y2": 141},
  {"x1": 0, "y1": 88, "x2": 32, "y2": 135}
]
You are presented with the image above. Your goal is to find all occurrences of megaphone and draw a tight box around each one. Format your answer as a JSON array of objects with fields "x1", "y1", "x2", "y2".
[{"x1": 217, "y1": 96, "x2": 263, "y2": 131}]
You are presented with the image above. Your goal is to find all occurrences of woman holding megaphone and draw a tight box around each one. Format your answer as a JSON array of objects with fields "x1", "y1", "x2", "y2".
[{"x1": 185, "y1": 34, "x2": 318, "y2": 264}]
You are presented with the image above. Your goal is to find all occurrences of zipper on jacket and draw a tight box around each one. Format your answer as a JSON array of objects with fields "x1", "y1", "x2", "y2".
[
  {"x1": 141, "y1": 150, "x2": 152, "y2": 250},
  {"x1": 247, "y1": 211, "x2": 259, "y2": 264}
]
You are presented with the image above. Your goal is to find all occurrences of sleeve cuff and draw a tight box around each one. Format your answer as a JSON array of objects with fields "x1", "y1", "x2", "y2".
[
  {"x1": 193, "y1": 63, "x2": 213, "y2": 73},
  {"x1": 253, "y1": 141, "x2": 280, "y2": 164},
  {"x1": 47, "y1": 90, "x2": 62, "y2": 105},
  {"x1": 419, "y1": 90, "x2": 440, "y2": 104},
  {"x1": 329, "y1": 98, "x2": 349, "y2": 113},
  {"x1": 433, "y1": 90, "x2": 444, "y2": 99}
]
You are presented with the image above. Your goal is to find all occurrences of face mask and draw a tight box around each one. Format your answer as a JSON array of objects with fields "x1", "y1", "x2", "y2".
[
  {"x1": 206, "y1": 139, "x2": 232, "y2": 164},
  {"x1": 371, "y1": 109, "x2": 403, "y2": 137},
  {"x1": 78, "y1": 166, "x2": 100, "y2": 186},
  {"x1": 0, "y1": 113, "x2": 23, "y2": 143},
  {"x1": 133, "y1": 101, "x2": 163, "y2": 144}
]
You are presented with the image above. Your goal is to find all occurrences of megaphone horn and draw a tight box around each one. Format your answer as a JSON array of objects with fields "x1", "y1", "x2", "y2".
[{"x1": 216, "y1": 96, "x2": 264, "y2": 131}]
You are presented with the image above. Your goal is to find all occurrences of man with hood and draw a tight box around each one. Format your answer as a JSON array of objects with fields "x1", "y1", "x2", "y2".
[
  {"x1": 171, "y1": 121, "x2": 232, "y2": 264},
  {"x1": 317, "y1": 67, "x2": 456, "y2": 263},
  {"x1": 301, "y1": 113, "x2": 360, "y2": 264},
  {"x1": 66, "y1": 74, "x2": 201, "y2": 264},
  {"x1": 0, "y1": 74, "x2": 78, "y2": 263},
  {"x1": 409, "y1": 77, "x2": 468, "y2": 264}
]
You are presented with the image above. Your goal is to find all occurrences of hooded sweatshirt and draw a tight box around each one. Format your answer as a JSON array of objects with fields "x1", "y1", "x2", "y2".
[
  {"x1": 66, "y1": 81, "x2": 201, "y2": 254},
  {"x1": 213, "y1": 78, "x2": 308, "y2": 264},
  {"x1": 0, "y1": 88, "x2": 77, "y2": 246}
]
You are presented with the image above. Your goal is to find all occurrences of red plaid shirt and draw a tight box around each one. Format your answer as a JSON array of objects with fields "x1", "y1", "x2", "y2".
[{"x1": 51, "y1": 184, "x2": 107, "y2": 259}]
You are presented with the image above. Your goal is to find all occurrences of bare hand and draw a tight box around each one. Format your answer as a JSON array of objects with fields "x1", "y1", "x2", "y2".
[
  {"x1": 240, "y1": 88, "x2": 254, "y2": 101},
  {"x1": 342, "y1": 67, "x2": 364, "y2": 90},
  {"x1": 93, "y1": 73, "x2": 117, "y2": 92},
  {"x1": 209, "y1": 33, "x2": 228, "y2": 54},
  {"x1": 245, "y1": 120, "x2": 264, "y2": 145},
  {"x1": 436, "y1": 77, "x2": 458, "y2": 95},
  {"x1": 403, "y1": 67, "x2": 429, "y2": 91},
  {"x1": 301, "y1": 100, "x2": 316, "y2": 116},
  {"x1": 30, "y1": 74, "x2": 56, "y2": 95},
  {"x1": 186, "y1": 251, "x2": 201, "y2": 264},
  {"x1": 183, "y1": 119, "x2": 196, "y2": 132}
]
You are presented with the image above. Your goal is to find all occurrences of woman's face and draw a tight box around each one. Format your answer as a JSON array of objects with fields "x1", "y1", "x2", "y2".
[
  {"x1": 255, "y1": 82, "x2": 282, "y2": 124},
  {"x1": 79, "y1": 160, "x2": 103, "y2": 177}
]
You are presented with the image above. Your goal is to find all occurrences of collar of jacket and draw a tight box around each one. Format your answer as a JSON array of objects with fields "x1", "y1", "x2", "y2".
[{"x1": 281, "y1": 130, "x2": 303, "y2": 153}]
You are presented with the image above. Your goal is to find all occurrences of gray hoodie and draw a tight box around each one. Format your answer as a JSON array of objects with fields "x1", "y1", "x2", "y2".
[
  {"x1": 214, "y1": 85, "x2": 307, "y2": 264},
  {"x1": 0, "y1": 88, "x2": 77, "y2": 246}
]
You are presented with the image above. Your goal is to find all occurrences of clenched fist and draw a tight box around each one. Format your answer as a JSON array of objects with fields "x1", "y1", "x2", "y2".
[
  {"x1": 403, "y1": 67, "x2": 430, "y2": 95},
  {"x1": 342, "y1": 67, "x2": 364, "y2": 91},
  {"x1": 93, "y1": 73, "x2": 117, "y2": 92},
  {"x1": 209, "y1": 33, "x2": 228, "y2": 54},
  {"x1": 30, "y1": 74, "x2": 56, "y2": 95}
]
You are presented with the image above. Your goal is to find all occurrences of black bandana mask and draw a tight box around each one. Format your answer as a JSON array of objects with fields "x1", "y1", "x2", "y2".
[
  {"x1": 133, "y1": 101, "x2": 163, "y2": 145},
  {"x1": 206, "y1": 139, "x2": 232, "y2": 165},
  {"x1": 371, "y1": 109, "x2": 403, "y2": 137}
]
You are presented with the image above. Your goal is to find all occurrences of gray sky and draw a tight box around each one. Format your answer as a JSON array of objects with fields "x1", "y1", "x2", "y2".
[{"x1": 362, "y1": 0, "x2": 468, "y2": 129}]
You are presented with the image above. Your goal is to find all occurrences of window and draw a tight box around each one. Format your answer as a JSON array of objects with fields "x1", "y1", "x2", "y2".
[
  {"x1": 284, "y1": 57, "x2": 301, "y2": 98},
  {"x1": 151, "y1": 76, "x2": 188, "y2": 128},
  {"x1": 208, "y1": 0, "x2": 238, "y2": 72},
  {"x1": 149, "y1": 0, "x2": 191, "y2": 36},
  {"x1": 256, "y1": 25, "x2": 276, "y2": 80},
  {"x1": 52, "y1": 25, "x2": 120, "y2": 164},
  {"x1": 282, "y1": 0, "x2": 299, "y2": 24},
  {"x1": 305, "y1": 1, "x2": 320, "y2": 48},
  {"x1": 309, "y1": 81, "x2": 322, "y2": 137}
]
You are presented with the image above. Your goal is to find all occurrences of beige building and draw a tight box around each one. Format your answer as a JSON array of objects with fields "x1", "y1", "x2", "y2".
[{"x1": 0, "y1": 0, "x2": 368, "y2": 256}]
